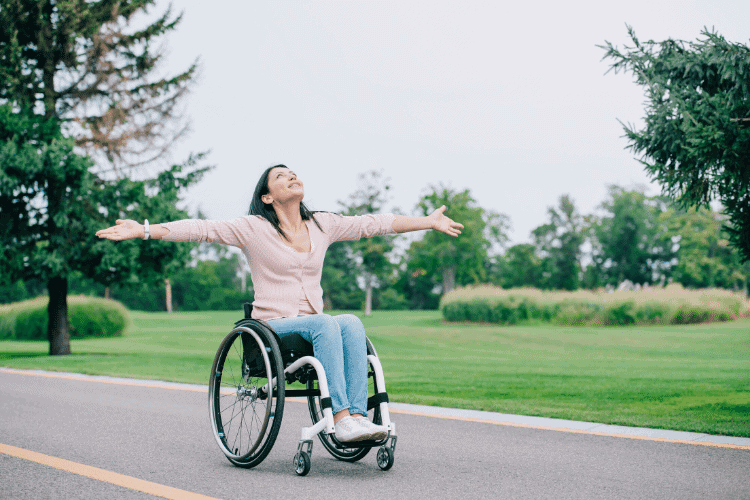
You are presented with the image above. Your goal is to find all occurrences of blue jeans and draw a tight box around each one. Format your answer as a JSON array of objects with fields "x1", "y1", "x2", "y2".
[{"x1": 266, "y1": 314, "x2": 368, "y2": 416}]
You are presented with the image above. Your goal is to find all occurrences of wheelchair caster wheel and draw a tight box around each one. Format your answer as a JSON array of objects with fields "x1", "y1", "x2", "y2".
[
  {"x1": 294, "y1": 451, "x2": 311, "y2": 476},
  {"x1": 376, "y1": 447, "x2": 394, "y2": 471}
]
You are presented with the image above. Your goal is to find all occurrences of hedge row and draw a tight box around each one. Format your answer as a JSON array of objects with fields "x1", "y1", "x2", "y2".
[
  {"x1": 0, "y1": 296, "x2": 130, "y2": 340},
  {"x1": 441, "y1": 286, "x2": 748, "y2": 326}
]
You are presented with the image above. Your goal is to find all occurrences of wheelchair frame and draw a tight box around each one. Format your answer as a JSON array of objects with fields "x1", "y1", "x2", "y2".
[{"x1": 208, "y1": 305, "x2": 397, "y2": 476}]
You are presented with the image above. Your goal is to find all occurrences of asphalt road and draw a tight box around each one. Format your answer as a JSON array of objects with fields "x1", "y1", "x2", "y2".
[{"x1": 1, "y1": 370, "x2": 749, "y2": 500}]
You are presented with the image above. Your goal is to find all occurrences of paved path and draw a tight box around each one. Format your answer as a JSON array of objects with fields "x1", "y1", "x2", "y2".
[{"x1": 1, "y1": 368, "x2": 749, "y2": 499}]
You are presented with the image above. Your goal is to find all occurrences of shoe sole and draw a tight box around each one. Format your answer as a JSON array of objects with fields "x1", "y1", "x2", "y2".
[
  {"x1": 337, "y1": 432, "x2": 372, "y2": 443},
  {"x1": 369, "y1": 431, "x2": 387, "y2": 441}
]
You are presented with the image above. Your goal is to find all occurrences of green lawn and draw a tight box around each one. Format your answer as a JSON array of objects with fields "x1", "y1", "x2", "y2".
[{"x1": 2, "y1": 310, "x2": 749, "y2": 437}]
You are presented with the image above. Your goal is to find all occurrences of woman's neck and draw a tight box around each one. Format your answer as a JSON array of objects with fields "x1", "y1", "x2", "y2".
[{"x1": 274, "y1": 200, "x2": 305, "y2": 234}]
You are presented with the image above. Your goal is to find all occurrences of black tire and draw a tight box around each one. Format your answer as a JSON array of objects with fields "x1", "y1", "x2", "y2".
[
  {"x1": 209, "y1": 322, "x2": 285, "y2": 468},
  {"x1": 306, "y1": 336, "x2": 381, "y2": 462},
  {"x1": 293, "y1": 451, "x2": 311, "y2": 476},
  {"x1": 377, "y1": 446, "x2": 394, "y2": 471}
]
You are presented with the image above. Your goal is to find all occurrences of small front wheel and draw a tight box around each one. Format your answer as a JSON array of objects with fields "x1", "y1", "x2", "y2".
[
  {"x1": 294, "y1": 451, "x2": 311, "y2": 476},
  {"x1": 376, "y1": 447, "x2": 394, "y2": 471}
]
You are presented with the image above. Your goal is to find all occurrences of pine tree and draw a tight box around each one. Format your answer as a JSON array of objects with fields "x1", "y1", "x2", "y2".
[
  {"x1": 601, "y1": 27, "x2": 750, "y2": 261},
  {"x1": 0, "y1": 0, "x2": 195, "y2": 176},
  {"x1": 0, "y1": 1, "x2": 202, "y2": 354}
]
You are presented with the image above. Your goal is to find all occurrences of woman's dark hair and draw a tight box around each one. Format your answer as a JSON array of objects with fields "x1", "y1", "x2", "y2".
[{"x1": 248, "y1": 164, "x2": 323, "y2": 241}]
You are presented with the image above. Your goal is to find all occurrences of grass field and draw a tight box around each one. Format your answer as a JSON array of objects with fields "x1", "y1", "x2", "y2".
[{"x1": 1, "y1": 310, "x2": 749, "y2": 437}]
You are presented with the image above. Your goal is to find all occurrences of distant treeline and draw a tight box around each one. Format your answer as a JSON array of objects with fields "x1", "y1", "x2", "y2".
[{"x1": 2, "y1": 178, "x2": 748, "y2": 312}]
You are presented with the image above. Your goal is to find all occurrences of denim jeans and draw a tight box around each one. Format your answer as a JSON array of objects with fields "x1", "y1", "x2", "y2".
[{"x1": 266, "y1": 314, "x2": 368, "y2": 416}]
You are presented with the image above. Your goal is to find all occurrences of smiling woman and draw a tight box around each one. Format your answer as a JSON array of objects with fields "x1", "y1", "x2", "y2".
[{"x1": 95, "y1": 163, "x2": 463, "y2": 443}]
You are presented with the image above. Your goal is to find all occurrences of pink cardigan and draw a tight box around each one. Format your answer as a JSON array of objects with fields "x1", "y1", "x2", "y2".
[{"x1": 162, "y1": 212, "x2": 396, "y2": 320}]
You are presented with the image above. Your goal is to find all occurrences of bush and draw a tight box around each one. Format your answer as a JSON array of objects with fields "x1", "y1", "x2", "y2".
[
  {"x1": 0, "y1": 296, "x2": 130, "y2": 340},
  {"x1": 440, "y1": 285, "x2": 749, "y2": 327},
  {"x1": 553, "y1": 301, "x2": 601, "y2": 326},
  {"x1": 602, "y1": 301, "x2": 636, "y2": 326},
  {"x1": 376, "y1": 288, "x2": 409, "y2": 311},
  {"x1": 672, "y1": 305, "x2": 709, "y2": 325}
]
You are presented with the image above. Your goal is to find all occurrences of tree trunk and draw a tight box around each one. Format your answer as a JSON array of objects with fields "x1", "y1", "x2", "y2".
[
  {"x1": 364, "y1": 281, "x2": 373, "y2": 317},
  {"x1": 47, "y1": 277, "x2": 71, "y2": 355},
  {"x1": 165, "y1": 278, "x2": 173, "y2": 313},
  {"x1": 104, "y1": 286, "x2": 110, "y2": 299},
  {"x1": 442, "y1": 266, "x2": 456, "y2": 294}
]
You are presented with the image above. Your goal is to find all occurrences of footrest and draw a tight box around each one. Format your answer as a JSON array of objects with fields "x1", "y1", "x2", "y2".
[{"x1": 327, "y1": 428, "x2": 391, "y2": 449}]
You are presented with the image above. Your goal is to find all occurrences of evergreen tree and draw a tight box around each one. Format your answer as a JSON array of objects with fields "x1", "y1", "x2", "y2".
[
  {"x1": 0, "y1": 1, "x2": 203, "y2": 354},
  {"x1": 601, "y1": 27, "x2": 750, "y2": 261},
  {"x1": 0, "y1": 105, "x2": 207, "y2": 353},
  {"x1": 0, "y1": 0, "x2": 195, "y2": 176}
]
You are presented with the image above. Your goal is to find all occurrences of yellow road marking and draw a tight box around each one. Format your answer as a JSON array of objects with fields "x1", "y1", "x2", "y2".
[
  {"x1": 2, "y1": 367, "x2": 749, "y2": 451},
  {"x1": 0, "y1": 443, "x2": 222, "y2": 500}
]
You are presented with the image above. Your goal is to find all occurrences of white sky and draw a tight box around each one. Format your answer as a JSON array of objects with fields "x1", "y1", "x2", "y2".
[{"x1": 151, "y1": 0, "x2": 750, "y2": 245}]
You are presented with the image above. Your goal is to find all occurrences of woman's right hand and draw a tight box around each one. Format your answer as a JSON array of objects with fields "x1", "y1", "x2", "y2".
[{"x1": 95, "y1": 219, "x2": 144, "y2": 241}]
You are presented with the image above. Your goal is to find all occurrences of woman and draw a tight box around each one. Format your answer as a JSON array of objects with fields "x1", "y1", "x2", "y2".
[{"x1": 96, "y1": 164, "x2": 463, "y2": 442}]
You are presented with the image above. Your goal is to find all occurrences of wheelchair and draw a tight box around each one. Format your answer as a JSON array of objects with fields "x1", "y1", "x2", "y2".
[{"x1": 208, "y1": 304, "x2": 397, "y2": 476}]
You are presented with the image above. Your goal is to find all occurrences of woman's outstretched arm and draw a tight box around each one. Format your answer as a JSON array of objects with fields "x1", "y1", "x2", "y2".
[
  {"x1": 393, "y1": 206, "x2": 463, "y2": 237},
  {"x1": 95, "y1": 219, "x2": 170, "y2": 241}
]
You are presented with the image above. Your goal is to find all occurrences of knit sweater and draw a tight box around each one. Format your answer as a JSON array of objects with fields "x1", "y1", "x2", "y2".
[{"x1": 162, "y1": 212, "x2": 396, "y2": 320}]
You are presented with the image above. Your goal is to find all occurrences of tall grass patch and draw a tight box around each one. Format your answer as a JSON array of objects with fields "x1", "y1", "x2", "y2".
[
  {"x1": 441, "y1": 284, "x2": 750, "y2": 326},
  {"x1": 0, "y1": 296, "x2": 130, "y2": 340}
]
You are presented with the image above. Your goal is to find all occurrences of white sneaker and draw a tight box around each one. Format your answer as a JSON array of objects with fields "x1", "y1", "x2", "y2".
[
  {"x1": 334, "y1": 416, "x2": 371, "y2": 442},
  {"x1": 355, "y1": 416, "x2": 387, "y2": 441}
]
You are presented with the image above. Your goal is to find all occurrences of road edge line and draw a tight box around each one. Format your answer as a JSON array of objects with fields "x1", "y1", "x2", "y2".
[{"x1": 385, "y1": 408, "x2": 750, "y2": 451}]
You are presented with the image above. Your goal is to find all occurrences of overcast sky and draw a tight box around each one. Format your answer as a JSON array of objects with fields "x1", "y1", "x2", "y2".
[{"x1": 151, "y1": 0, "x2": 750, "y2": 245}]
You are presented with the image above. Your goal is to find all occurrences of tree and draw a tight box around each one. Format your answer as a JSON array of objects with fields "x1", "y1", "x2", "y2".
[
  {"x1": 588, "y1": 186, "x2": 672, "y2": 287},
  {"x1": 501, "y1": 243, "x2": 544, "y2": 289},
  {"x1": 403, "y1": 185, "x2": 509, "y2": 301},
  {"x1": 0, "y1": 106, "x2": 207, "y2": 353},
  {"x1": 601, "y1": 27, "x2": 750, "y2": 262},
  {"x1": 320, "y1": 241, "x2": 361, "y2": 310},
  {"x1": 335, "y1": 170, "x2": 399, "y2": 315},
  {"x1": 659, "y1": 206, "x2": 747, "y2": 290},
  {"x1": 0, "y1": 2, "x2": 202, "y2": 353},
  {"x1": 0, "y1": 0, "x2": 195, "y2": 176},
  {"x1": 531, "y1": 195, "x2": 584, "y2": 290},
  {"x1": 0, "y1": 109, "x2": 91, "y2": 354}
]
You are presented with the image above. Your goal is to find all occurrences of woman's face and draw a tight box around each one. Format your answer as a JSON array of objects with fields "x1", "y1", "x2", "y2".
[{"x1": 262, "y1": 166, "x2": 304, "y2": 205}]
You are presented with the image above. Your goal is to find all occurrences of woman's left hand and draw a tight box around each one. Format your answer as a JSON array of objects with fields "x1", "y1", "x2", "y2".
[{"x1": 429, "y1": 206, "x2": 464, "y2": 237}]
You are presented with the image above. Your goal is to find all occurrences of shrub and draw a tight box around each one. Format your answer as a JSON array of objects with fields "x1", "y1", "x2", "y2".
[
  {"x1": 377, "y1": 288, "x2": 409, "y2": 311},
  {"x1": 603, "y1": 301, "x2": 636, "y2": 326},
  {"x1": 553, "y1": 300, "x2": 601, "y2": 326},
  {"x1": 0, "y1": 296, "x2": 130, "y2": 340},
  {"x1": 440, "y1": 285, "x2": 749, "y2": 327},
  {"x1": 672, "y1": 304, "x2": 709, "y2": 325},
  {"x1": 633, "y1": 302, "x2": 671, "y2": 325}
]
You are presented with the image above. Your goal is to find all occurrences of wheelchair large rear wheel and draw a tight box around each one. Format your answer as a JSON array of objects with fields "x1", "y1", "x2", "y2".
[
  {"x1": 209, "y1": 322, "x2": 285, "y2": 468},
  {"x1": 306, "y1": 337, "x2": 382, "y2": 462}
]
